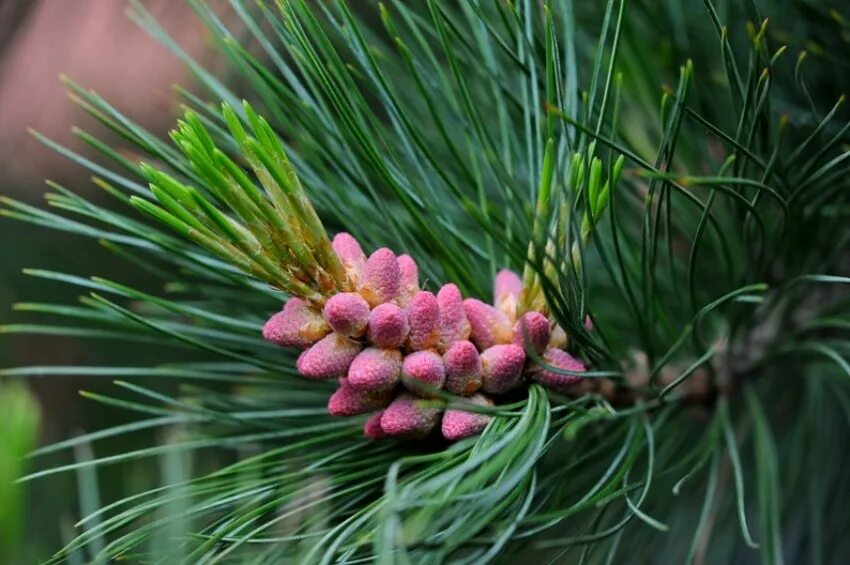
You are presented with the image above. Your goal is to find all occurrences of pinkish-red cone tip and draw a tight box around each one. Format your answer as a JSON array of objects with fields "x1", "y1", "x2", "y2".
[
  {"x1": 480, "y1": 343, "x2": 526, "y2": 394},
  {"x1": 442, "y1": 394, "x2": 492, "y2": 441},
  {"x1": 437, "y1": 283, "x2": 470, "y2": 352},
  {"x1": 262, "y1": 298, "x2": 329, "y2": 349},
  {"x1": 396, "y1": 254, "x2": 420, "y2": 308},
  {"x1": 442, "y1": 340, "x2": 482, "y2": 396},
  {"x1": 322, "y1": 292, "x2": 370, "y2": 337},
  {"x1": 513, "y1": 311, "x2": 551, "y2": 355},
  {"x1": 296, "y1": 333, "x2": 362, "y2": 379},
  {"x1": 332, "y1": 232, "x2": 366, "y2": 284},
  {"x1": 463, "y1": 298, "x2": 513, "y2": 350},
  {"x1": 328, "y1": 378, "x2": 393, "y2": 416},
  {"x1": 363, "y1": 411, "x2": 386, "y2": 439},
  {"x1": 402, "y1": 350, "x2": 446, "y2": 396},
  {"x1": 380, "y1": 394, "x2": 441, "y2": 438},
  {"x1": 367, "y1": 303, "x2": 409, "y2": 349},
  {"x1": 359, "y1": 248, "x2": 401, "y2": 307},
  {"x1": 406, "y1": 290, "x2": 440, "y2": 351},
  {"x1": 347, "y1": 347, "x2": 402, "y2": 392},
  {"x1": 529, "y1": 348, "x2": 585, "y2": 392}
]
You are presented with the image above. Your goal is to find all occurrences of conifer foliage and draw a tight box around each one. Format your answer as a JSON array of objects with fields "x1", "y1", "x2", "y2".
[{"x1": 3, "y1": 0, "x2": 850, "y2": 562}]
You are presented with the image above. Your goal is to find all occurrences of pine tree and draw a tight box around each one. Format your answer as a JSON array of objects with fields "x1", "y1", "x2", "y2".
[{"x1": 3, "y1": 0, "x2": 850, "y2": 562}]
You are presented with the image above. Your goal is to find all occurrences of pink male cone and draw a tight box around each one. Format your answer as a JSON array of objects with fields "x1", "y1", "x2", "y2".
[
  {"x1": 401, "y1": 350, "x2": 446, "y2": 396},
  {"x1": 296, "y1": 333, "x2": 362, "y2": 379},
  {"x1": 443, "y1": 340, "x2": 482, "y2": 395},
  {"x1": 359, "y1": 248, "x2": 401, "y2": 307},
  {"x1": 262, "y1": 298, "x2": 329, "y2": 349},
  {"x1": 442, "y1": 394, "x2": 492, "y2": 441},
  {"x1": 323, "y1": 292, "x2": 370, "y2": 337},
  {"x1": 348, "y1": 347, "x2": 402, "y2": 392},
  {"x1": 463, "y1": 298, "x2": 513, "y2": 350},
  {"x1": 529, "y1": 349, "x2": 586, "y2": 392},
  {"x1": 367, "y1": 303, "x2": 409, "y2": 349},
  {"x1": 407, "y1": 291, "x2": 440, "y2": 351},
  {"x1": 332, "y1": 232, "x2": 367, "y2": 285},
  {"x1": 480, "y1": 344, "x2": 526, "y2": 394},
  {"x1": 513, "y1": 311, "x2": 551, "y2": 355},
  {"x1": 437, "y1": 283, "x2": 470, "y2": 352},
  {"x1": 328, "y1": 378, "x2": 393, "y2": 416},
  {"x1": 380, "y1": 394, "x2": 442, "y2": 438},
  {"x1": 363, "y1": 411, "x2": 386, "y2": 439},
  {"x1": 396, "y1": 254, "x2": 420, "y2": 308}
]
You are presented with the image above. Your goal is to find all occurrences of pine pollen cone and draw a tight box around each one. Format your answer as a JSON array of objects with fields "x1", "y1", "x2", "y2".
[{"x1": 262, "y1": 233, "x2": 589, "y2": 441}]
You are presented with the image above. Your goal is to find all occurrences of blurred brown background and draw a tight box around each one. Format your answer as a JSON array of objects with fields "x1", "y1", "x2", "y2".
[{"x1": 0, "y1": 1, "x2": 215, "y2": 558}]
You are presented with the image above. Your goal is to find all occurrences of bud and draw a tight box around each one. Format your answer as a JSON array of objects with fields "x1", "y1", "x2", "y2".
[
  {"x1": 493, "y1": 269, "x2": 523, "y2": 320},
  {"x1": 437, "y1": 283, "x2": 470, "y2": 351},
  {"x1": 442, "y1": 340, "x2": 482, "y2": 395},
  {"x1": 396, "y1": 254, "x2": 420, "y2": 307},
  {"x1": 380, "y1": 393, "x2": 441, "y2": 438},
  {"x1": 463, "y1": 298, "x2": 512, "y2": 350},
  {"x1": 328, "y1": 378, "x2": 393, "y2": 416},
  {"x1": 359, "y1": 248, "x2": 401, "y2": 307},
  {"x1": 529, "y1": 348, "x2": 585, "y2": 392},
  {"x1": 548, "y1": 324, "x2": 568, "y2": 350},
  {"x1": 363, "y1": 411, "x2": 386, "y2": 439},
  {"x1": 401, "y1": 350, "x2": 446, "y2": 396},
  {"x1": 262, "y1": 297, "x2": 329, "y2": 349},
  {"x1": 407, "y1": 291, "x2": 440, "y2": 351},
  {"x1": 347, "y1": 347, "x2": 402, "y2": 392},
  {"x1": 480, "y1": 344, "x2": 526, "y2": 394},
  {"x1": 513, "y1": 311, "x2": 550, "y2": 355},
  {"x1": 332, "y1": 232, "x2": 367, "y2": 284},
  {"x1": 367, "y1": 303, "x2": 409, "y2": 349},
  {"x1": 296, "y1": 333, "x2": 362, "y2": 379},
  {"x1": 584, "y1": 315, "x2": 594, "y2": 332},
  {"x1": 322, "y1": 292, "x2": 370, "y2": 337},
  {"x1": 442, "y1": 394, "x2": 492, "y2": 441}
]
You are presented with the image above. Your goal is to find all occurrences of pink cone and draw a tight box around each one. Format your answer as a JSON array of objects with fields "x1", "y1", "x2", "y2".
[
  {"x1": 529, "y1": 348, "x2": 586, "y2": 392},
  {"x1": 480, "y1": 344, "x2": 526, "y2": 394},
  {"x1": 296, "y1": 333, "x2": 362, "y2": 379},
  {"x1": 367, "y1": 303, "x2": 409, "y2": 349},
  {"x1": 328, "y1": 378, "x2": 393, "y2": 416},
  {"x1": 332, "y1": 232, "x2": 367, "y2": 284},
  {"x1": 347, "y1": 347, "x2": 402, "y2": 392},
  {"x1": 262, "y1": 298, "x2": 329, "y2": 349},
  {"x1": 494, "y1": 269, "x2": 523, "y2": 320},
  {"x1": 443, "y1": 340, "x2": 482, "y2": 395},
  {"x1": 437, "y1": 283, "x2": 470, "y2": 352},
  {"x1": 584, "y1": 315, "x2": 594, "y2": 331},
  {"x1": 407, "y1": 291, "x2": 440, "y2": 351},
  {"x1": 363, "y1": 411, "x2": 386, "y2": 439},
  {"x1": 359, "y1": 248, "x2": 401, "y2": 307},
  {"x1": 401, "y1": 350, "x2": 446, "y2": 396},
  {"x1": 442, "y1": 394, "x2": 492, "y2": 441},
  {"x1": 322, "y1": 292, "x2": 370, "y2": 337},
  {"x1": 513, "y1": 311, "x2": 551, "y2": 355},
  {"x1": 396, "y1": 254, "x2": 420, "y2": 308},
  {"x1": 380, "y1": 393, "x2": 441, "y2": 438},
  {"x1": 463, "y1": 298, "x2": 513, "y2": 350}
]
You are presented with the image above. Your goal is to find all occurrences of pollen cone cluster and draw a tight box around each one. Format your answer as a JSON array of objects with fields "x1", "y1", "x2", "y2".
[{"x1": 263, "y1": 233, "x2": 587, "y2": 441}]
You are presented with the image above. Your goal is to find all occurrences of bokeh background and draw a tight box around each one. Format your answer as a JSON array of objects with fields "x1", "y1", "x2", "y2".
[{"x1": 0, "y1": 1, "x2": 216, "y2": 559}]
